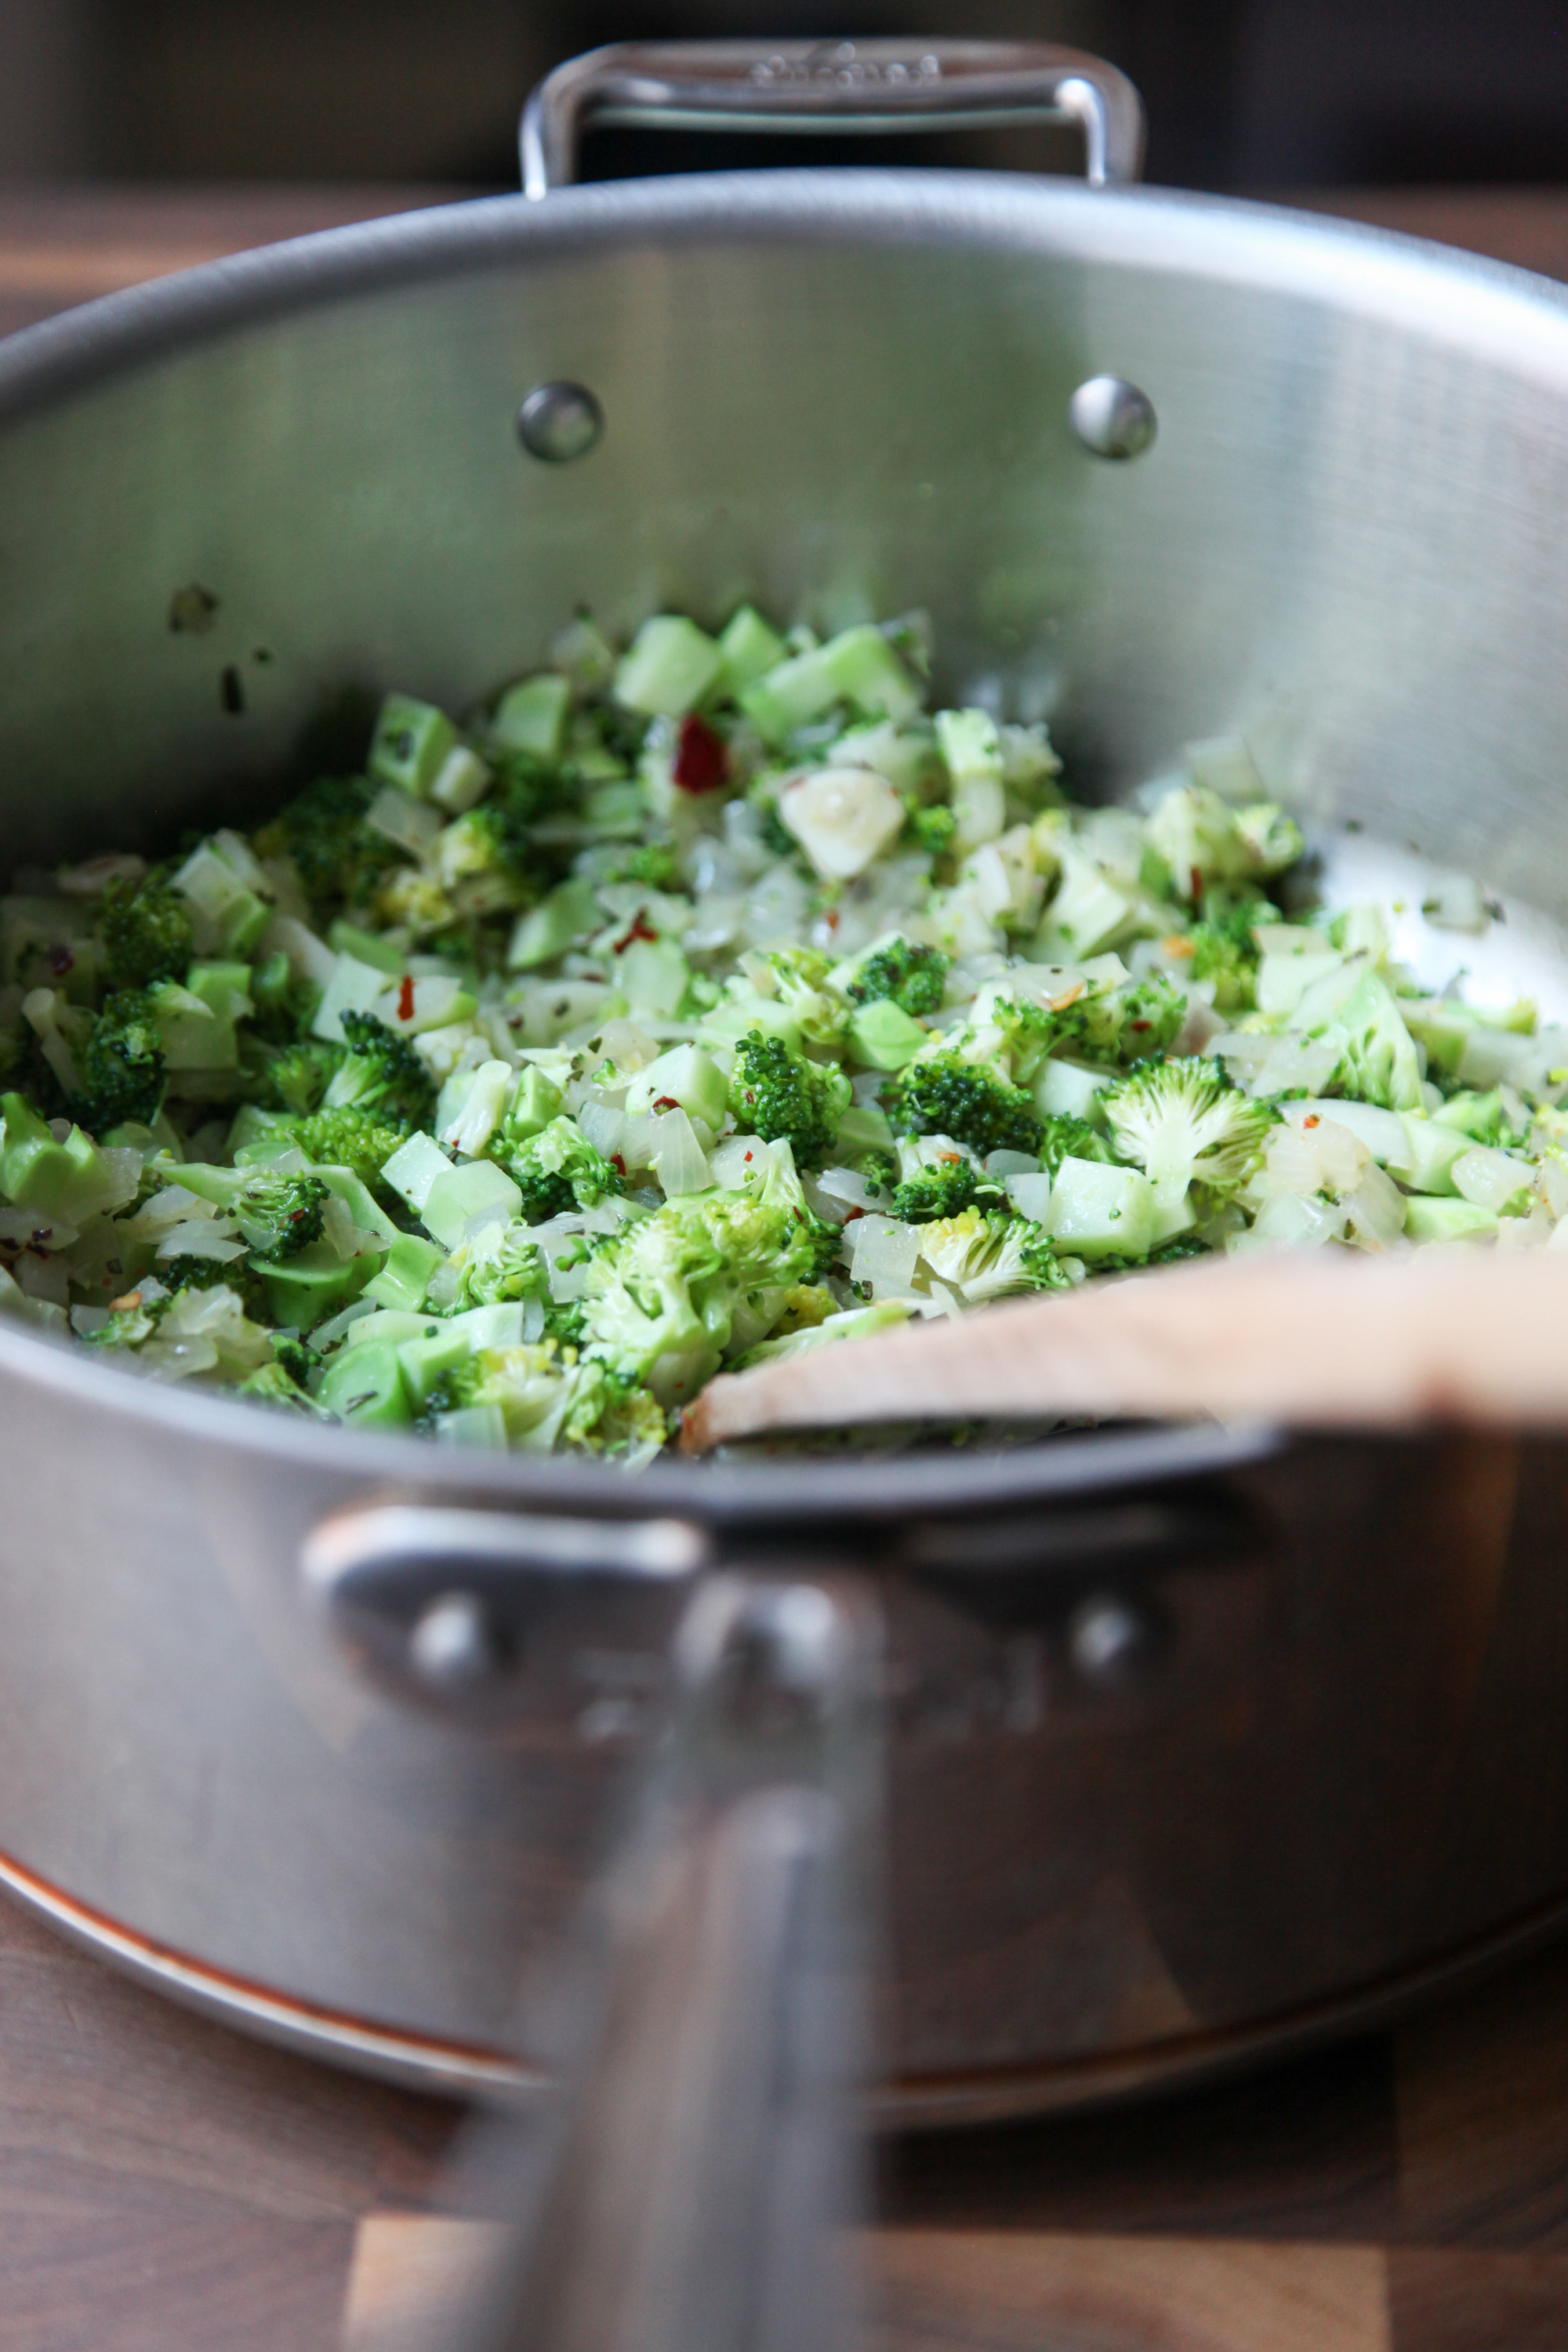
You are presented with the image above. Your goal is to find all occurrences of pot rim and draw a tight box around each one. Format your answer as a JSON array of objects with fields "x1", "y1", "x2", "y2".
[
  {"x1": 0, "y1": 163, "x2": 1554, "y2": 1520},
  {"x1": 3, "y1": 166, "x2": 1568, "y2": 435}
]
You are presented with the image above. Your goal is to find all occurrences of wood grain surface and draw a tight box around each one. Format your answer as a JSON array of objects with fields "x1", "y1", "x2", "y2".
[{"x1": 3, "y1": 181, "x2": 1568, "y2": 2350}]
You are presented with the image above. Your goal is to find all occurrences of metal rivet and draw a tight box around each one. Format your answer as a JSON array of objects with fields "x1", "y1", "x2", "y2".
[
  {"x1": 1067, "y1": 1593, "x2": 1157, "y2": 1688},
  {"x1": 408, "y1": 1591, "x2": 501, "y2": 1692},
  {"x1": 1069, "y1": 375, "x2": 1158, "y2": 461},
  {"x1": 517, "y1": 380, "x2": 604, "y2": 463}
]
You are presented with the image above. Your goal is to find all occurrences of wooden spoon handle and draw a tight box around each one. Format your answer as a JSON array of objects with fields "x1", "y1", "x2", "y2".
[{"x1": 680, "y1": 1247, "x2": 1568, "y2": 1453}]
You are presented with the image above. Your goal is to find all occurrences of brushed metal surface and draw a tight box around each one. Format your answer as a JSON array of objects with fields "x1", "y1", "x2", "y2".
[{"x1": 0, "y1": 173, "x2": 1566, "y2": 2112}]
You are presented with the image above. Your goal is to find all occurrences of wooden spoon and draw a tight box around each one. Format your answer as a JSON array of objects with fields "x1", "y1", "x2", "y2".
[{"x1": 678, "y1": 1247, "x2": 1568, "y2": 1453}]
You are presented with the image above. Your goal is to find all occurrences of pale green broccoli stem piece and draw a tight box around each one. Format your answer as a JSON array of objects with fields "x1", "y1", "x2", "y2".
[
  {"x1": 508, "y1": 876, "x2": 599, "y2": 971},
  {"x1": 367, "y1": 693, "x2": 459, "y2": 798},
  {"x1": 717, "y1": 605, "x2": 787, "y2": 694},
  {"x1": 739, "y1": 623, "x2": 920, "y2": 745},
  {"x1": 613, "y1": 615, "x2": 724, "y2": 717},
  {"x1": 492, "y1": 673, "x2": 570, "y2": 760}
]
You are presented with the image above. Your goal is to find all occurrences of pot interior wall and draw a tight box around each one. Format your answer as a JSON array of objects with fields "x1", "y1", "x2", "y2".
[{"x1": 0, "y1": 175, "x2": 1566, "y2": 917}]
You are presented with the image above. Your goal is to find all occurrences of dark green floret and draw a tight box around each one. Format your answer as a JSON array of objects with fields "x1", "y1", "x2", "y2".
[
  {"x1": 259, "y1": 1038, "x2": 339, "y2": 1116},
  {"x1": 905, "y1": 804, "x2": 956, "y2": 858},
  {"x1": 233, "y1": 1171, "x2": 331, "y2": 1263},
  {"x1": 328, "y1": 1011, "x2": 437, "y2": 1128},
  {"x1": 252, "y1": 773, "x2": 397, "y2": 912},
  {"x1": 728, "y1": 1029, "x2": 852, "y2": 1171},
  {"x1": 848, "y1": 938, "x2": 949, "y2": 1018},
  {"x1": 70, "y1": 989, "x2": 165, "y2": 1135},
  {"x1": 890, "y1": 1159, "x2": 994, "y2": 1223},
  {"x1": 1036, "y1": 1113, "x2": 1117, "y2": 1177},
  {"x1": 98, "y1": 875, "x2": 194, "y2": 992},
  {"x1": 237, "y1": 1359, "x2": 328, "y2": 1414},
  {"x1": 498, "y1": 1116, "x2": 623, "y2": 1224},
  {"x1": 890, "y1": 1053, "x2": 1042, "y2": 1160}
]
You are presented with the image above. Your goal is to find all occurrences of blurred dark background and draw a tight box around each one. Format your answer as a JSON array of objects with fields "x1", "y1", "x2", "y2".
[{"x1": 0, "y1": 0, "x2": 1563, "y2": 191}]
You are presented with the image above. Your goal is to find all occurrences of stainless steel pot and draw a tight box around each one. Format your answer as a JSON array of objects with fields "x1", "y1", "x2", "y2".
[{"x1": 3, "y1": 38, "x2": 1568, "y2": 2131}]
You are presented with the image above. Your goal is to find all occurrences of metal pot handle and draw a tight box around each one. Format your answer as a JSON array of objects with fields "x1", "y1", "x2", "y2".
[
  {"x1": 303, "y1": 1509, "x2": 880, "y2": 2352},
  {"x1": 521, "y1": 38, "x2": 1146, "y2": 199}
]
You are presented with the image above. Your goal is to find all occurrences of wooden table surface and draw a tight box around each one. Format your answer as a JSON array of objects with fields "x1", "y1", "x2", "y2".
[{"x1": 6, "y1": 181, "x2": 1568, "y2": 2351}]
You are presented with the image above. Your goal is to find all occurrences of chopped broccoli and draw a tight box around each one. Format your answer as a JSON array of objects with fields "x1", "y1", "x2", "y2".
[
  {"x1": 237, "y1": 1359, "x2": 330, "y2": 1415},
  {"x1": 918, "y1": 1207, "x2": 1071, "y2": 1302},
  {"x1": 1036, "y1": 1113, "x2": 1116, "y2": 1178},
  {"x1": 496, "y1": 1115, "x2": 623, "y2": 1224},
  {"x1": 580, "y1": 1145, "x2": 837, "y2": 1389},
  {"x1": 260, "y1": 1038, "x2": 339, "y2": 1116},
  {"x1": 607, "y1": 841, "x2": 682, "y2": 891},
  {"x1": 891, "y1": 1158, "x2": 989, "y2": 1223},
  {"x1": 260, "y1": 1106, "x2": 409, "y2": 1196},
  {"x1": 1102, "y1": 1057, "x2": 1274, "y2": 1203},
  {"x1": 98, "y1": 873, "x2": 194, "y2": 991},
  {"x1": 728, "y1": 1029, "x2": 852, "y2": 1171},
  {"x1": 441, "y1": 1218, "x2": 549, "y2": 1311},
  {"x1": 69, "y1": 989, "x2": 166, "y2": 1135},
  {"x1": 323, "y1": 1011, "x2": 436, "y2": 1127},
  {"x1": 252, "y1": 774, "x2": 397, "y2": 913},
  {"x1": 889, "y1": 1053, "x2": 1042, "y2": 1159},
  {"x1": 754, "y1": 947, "x2": 849, "y2": 1047},
  {"x1": 231, "y1": 1171, "x2": 331, "y2": 1262},
  {"x1": 904, "y1": 804, "x2": 957, "y2": 858},
  {"x1": 1044, "y1": 972, "x2": 1187, "y2": 1065},
  {"x1": 847, "y1": 938, "x2": 949, "y2": 1017},
  {"x1": 1184, "y1": 920, "x2": 1258, "y2": 1013}
]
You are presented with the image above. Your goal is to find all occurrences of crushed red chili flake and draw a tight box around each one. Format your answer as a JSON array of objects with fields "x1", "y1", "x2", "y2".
[
  {"x1": 653, "y1": 1095, "x2": 678, "y2": 1111},
  {"x1": 610, "y1": 1154, "x2": 627, "y2": 1179},
  {"x1": 612, "y1": 913, "x2": 660, "y2": 955},
  {"x1": 1303, "y1": 1114, "x2": 1320, "y2": 1128},
  {"x1": 397, "y1": 974, "x2": 416, "y2": 1022},
  {"x1": 743, "y1": 1150, "x2": 753, "y2": 1162},
  {"x1": 842, "y1": 1205, "x2": 865, "y2": 1223},
  {"x1": 671, "y1": 712, "x2": 728, "y2": 793},
  {"x1": 1189, "y1": 866, "x2": 1203, "y2": 901},
  {"x1": 47, "y1": 945, "x2": 73, "y2": 976}
]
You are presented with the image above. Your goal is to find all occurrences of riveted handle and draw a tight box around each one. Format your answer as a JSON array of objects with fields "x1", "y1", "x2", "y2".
[{"x1": 521, "y1": 38, "x2": 1146, "y2": 198}]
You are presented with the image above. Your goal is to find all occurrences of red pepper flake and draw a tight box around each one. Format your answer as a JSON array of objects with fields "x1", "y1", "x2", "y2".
[
  {"x1": 1189, "y1": 866, "x2": 1203, "y2": 902},
  {"x1": 671, "y1": 712, "x2": 729, "y2": 794},
  {"x1": 843, "y1": 1205, "x2": 865, "y2": 1224},
  {"x1": 610, "y1": 1153, "x2": 627, "y2": 1179},
  {"x1": 823, "y1": 907, "x2": 840, "y2": 931},
  {"x1": 612, "y1": 913, "x2": 660, "y2": 955},
  {"x1": 397, "y1": 974, "x2": 416, "y2": 1022},
  {"x1": 1303, "y1": 1114, "x2": 1320, "y2": 1128},
  {"x1": 653, "y1": 1095, "x2": 678, "y2": 1112},
  {"x1": 47, "y1": 945, "x2": 73, "y2": 976},
  {"x1": 743, "y1": 1150, "x2": 753, "y2": 1162},
  {"x1": 1131, "y1": 1019, "x2": 1149, "y2": 1032}
]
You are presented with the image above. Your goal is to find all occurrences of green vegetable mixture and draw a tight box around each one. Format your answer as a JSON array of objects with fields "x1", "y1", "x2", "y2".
[{"x1": 1, "y1": 601, "x2": 1562, "y2": 1463}]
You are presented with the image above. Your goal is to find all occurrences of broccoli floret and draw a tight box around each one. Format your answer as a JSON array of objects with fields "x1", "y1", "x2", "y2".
[
  {"x1": 889, "y1": 1053, "x2": 1042, "y2": 1160},
  {"x1": 905, "y1": 804, "x2": 956, "y2": 858},
  {"x1": 324, "y1": 1012, "x2": 436, "y2": 1127},
  {"x1": 755, "y1": 947, "x2": 849, "y2": 1047},
  {"x1": 848, "y1": 938, "x2": 949, "y2": 1018},
  {"x1": 1044, "y1": 972, "x2": 1187, "y2": 1065},
  {"x1": 272, "y1": 1333, "x2": 321, "y2": 1387},
  {"x1": 253, "y1": 774, "x2": 397, "y2": 913},
  {"x1": 891, "y1": 1159, "x2": 985, "y2": 1223},
  {"x1": 268, "y1": 1108, "x2": 409, "y2": 1196},
  {"x1": 606, "y1": 841, "x2": 682, "y2": 891},
  {"x1": 1145, "y1": 782, "x2": 1303, "y2": 906},
  {"x1": 69, "y1": 989, "x2": 166, "y2": 1135},
  {"x1": 728, "y1": 1029, "x2": 852, "y2": 1171},
  {"x1": 237, "y1": 1359, "x2": 330, "y2": 1415},
  {"x1": 559, "y1": 1360, "x2": 670, "y2": 1456},
  {"x1": 581, "y1": 1145, "x2": 836, "y2": 1390},
  {"x1": 1102, "y1": 1056, "x2": 1274, "y2": 1203},
  {"x1": 1037, "y1": 1114, "x2": 1116, "y2": 1177},
  {"x1": 496, "y1": 1115, "x2": 623, "y2": 1224},
  {"x1": 442, "y1": 1218, "x2": 549, "y2": 1311},
  {"x1": 98, "y1": 873, "x2": 194, "y2": 991},
  {"x1": 855, "y1": 1147, "x2": 899, "y2": 1200},
  {"x1": 231, "y1": 1170, "x2": 330, "y2": 1262},
  {"x1": 260, "y1": 1038, "x2": 339, "y2": 1116},
  {"x1": 1184, "y1": 920, "x2": 1258, "y2": 1013},
  {"x1": 918, "y1": 1207, "x2": 1071, "y2": 1302}
]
